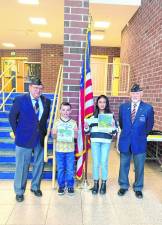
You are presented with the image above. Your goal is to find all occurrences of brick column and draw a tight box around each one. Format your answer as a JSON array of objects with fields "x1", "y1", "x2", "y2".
[{"x1": 63, "y1": 0, "x2": 89, "y2": 121}]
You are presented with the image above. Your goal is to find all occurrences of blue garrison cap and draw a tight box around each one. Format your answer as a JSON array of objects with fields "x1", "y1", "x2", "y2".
[{"x1": 130, "y1": 84, "x2": 143, "y2": 92}]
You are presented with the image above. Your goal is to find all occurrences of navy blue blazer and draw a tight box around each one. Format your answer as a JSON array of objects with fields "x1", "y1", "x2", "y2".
[
  {"x1": 118, "y1": 101, "x2": 154, "y2": 154},
  {"x1": 9, "y1": 94, "x2": 51, "y2": 148}
]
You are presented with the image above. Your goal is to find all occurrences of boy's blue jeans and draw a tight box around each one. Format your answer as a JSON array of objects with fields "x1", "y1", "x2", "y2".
[
  {"x1": 91, "y1": 142, "x2": 111, "y2": 181},
  {"x1": 56, "y1": 152, "x2": 75, "y2": 188}
]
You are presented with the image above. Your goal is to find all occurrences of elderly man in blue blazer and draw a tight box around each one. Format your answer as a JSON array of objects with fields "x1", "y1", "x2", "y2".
[
  {"x1": 9, "y1": 78, "x2": 51, "y2": 202},
  {"x1": 118, "y1": 84, "x2": 154, "y2": 199}
]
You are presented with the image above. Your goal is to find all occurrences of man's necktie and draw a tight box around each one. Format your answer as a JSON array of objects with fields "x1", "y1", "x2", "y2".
[
  {"x1": 131, "y1": 103, "x2": 137, "y2": 123},
  {"x1": 34, "y1": 99, "x2": 39, "y2": 119}
]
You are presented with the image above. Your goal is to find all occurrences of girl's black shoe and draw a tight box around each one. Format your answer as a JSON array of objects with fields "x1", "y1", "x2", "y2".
[
  {"x1": 100, "y1": 180, "x2": 106, "y2": 195},
  {"x1": 92, "y1": 180, "x2": 99, "y2": 195}
]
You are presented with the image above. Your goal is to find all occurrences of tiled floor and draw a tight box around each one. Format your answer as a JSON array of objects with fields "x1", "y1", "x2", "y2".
[{"x1": 0, "y1": 146, "x2": 162, "y2": 225}]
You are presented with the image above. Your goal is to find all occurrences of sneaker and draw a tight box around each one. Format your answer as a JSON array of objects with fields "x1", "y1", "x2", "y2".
[
  {"x1": 68, "y1": 187, "x2": 74, "y2": 195},
  {"x1": 58, "y1": 187, "x2": 65, "y2": 195}
]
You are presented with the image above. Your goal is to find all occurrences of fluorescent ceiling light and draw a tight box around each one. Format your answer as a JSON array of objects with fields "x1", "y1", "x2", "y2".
[
  {"x1": 38, "y1": 32, "x2": 52, "y2": 38},
  {"x1": 91, "y1": 34, "x2": 104, "y2": 40},
  {"x1": 90, "y1": 0, "x2": 141, "y2": 6},
  {"x1": 18, "y1": 0, "x2": 39, "y2": 5},
  {"x1": 2, "y1": 43, "x2": 16, "y2": 48},
  {"x1": 29, "y1": 17, "x2": 47, "y2": 25},
  {"x1": 94, "y1": 21, "x2": 110, "y2": 28}
]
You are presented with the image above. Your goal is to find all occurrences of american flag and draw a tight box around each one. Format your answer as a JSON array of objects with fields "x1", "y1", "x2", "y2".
[{"x1": 76, "y1": 29, "x2": 94, "y2": 179}]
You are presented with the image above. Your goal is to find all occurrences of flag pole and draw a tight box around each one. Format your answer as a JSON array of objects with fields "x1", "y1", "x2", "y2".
[
  {"x1": 82, "y1": 15, "x2": 92, "y2": 189},
  {"x1": 82, "y1": 29, "x2": 89, "y2": 189},
  {"x1": 82, "y1": 137, "x2": 89, "y2": 188}
]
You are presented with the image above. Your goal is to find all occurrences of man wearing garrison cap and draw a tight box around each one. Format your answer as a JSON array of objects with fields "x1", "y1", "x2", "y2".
[
  {"x1": 9, "y1": 77, "x2": 51, "y2": 202},
  {"x1": 117, "y1": 84, "x2": 154, "y2": 199}
]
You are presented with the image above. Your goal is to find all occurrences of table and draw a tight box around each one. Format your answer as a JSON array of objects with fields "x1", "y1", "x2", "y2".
[
  {"x1": 116, "y1": 133, "x2": 162, "y2": 166},
  {"x1": 146, "y1": 135, "x2": 162, "y2": 166}
]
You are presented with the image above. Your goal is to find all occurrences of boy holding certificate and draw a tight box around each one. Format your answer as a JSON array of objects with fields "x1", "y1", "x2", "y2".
[
  {"x1": 52, "y1": 102, "x2": 77, "y2": 195},
  {"x1": 85, "y1": 95, "x2": 117, "y2": 195}
]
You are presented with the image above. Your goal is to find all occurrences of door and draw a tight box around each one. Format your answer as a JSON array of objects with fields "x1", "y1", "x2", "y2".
[
  {"x1": 1, "y1": 59, "x2": 15, "y2": 92},
  {"x1": 112, "y1": 57, "x2": 121, "y2": 96},
  {"x1": 16, "y1": 60, "x2": 25, "y2": 92},
  {"x1": 90, "y1": 55, "x2": 108, "y2": 96},
  {"x1": 1, "y1": 57, "x2": 27, "y2": 92}
]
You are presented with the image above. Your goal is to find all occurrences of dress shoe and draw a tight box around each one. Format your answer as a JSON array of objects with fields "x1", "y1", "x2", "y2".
[
  {"x1": 16, "y1": 194, "x2": 24, "y2": 202},
  {"x1": 135, "y1": 191, "x2": 143, "y2": 199},
  {"x1": 118, "y1": 188, "x2": 128, "y2": 196},
  {"x1": 31, "y1": 189, "x2": 42, "y2": 197}
]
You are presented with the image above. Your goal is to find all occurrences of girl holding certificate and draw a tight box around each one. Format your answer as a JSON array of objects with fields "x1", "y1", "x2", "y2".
[{"x1": 85, "y1": 95, "x2": 117, "y2": 195}]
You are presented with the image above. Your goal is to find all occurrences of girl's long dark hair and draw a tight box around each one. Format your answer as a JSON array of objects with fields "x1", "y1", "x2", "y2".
[{"x1": 93, "y1": 95, "x2": 111, "y2": 118}]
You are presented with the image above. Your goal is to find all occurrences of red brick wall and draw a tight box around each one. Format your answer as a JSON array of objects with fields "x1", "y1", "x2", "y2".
[
  {"x1": 41, "y1": 44, "x2": 63, "y2": 92},
  {"x1": 120, "y1": 0, "x2": 162, "y2": 130},
  {"x1": 92, "y1": 46, "x2": 120, "y2": 62},
  {"x1": 0, "y1": 49, "x2": 41, "y2": 62},
  {"x1": 109, "y1": 96, "x2": 129, "y2": 119}
]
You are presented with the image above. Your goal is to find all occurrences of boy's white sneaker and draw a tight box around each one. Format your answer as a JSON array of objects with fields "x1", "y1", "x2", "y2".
[
  {"x1": 58, "y1": 188, "x2": 65, "y2": 195},
  {"x1": 68, "y1": 187, "x2": 74, "y2": 195}
]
